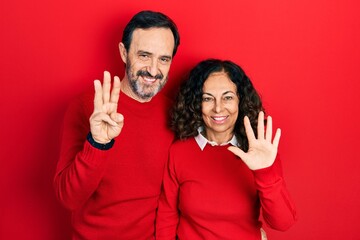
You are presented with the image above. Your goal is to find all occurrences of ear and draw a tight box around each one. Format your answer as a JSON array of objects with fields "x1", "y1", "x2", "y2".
[{"x1": 119, "y1": 42, "x2": 127, "y2": 64}]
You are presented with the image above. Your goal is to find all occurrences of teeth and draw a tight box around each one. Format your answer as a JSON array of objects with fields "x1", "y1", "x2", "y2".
[
  {"x1": 212, "y1": 116, "x2": 227, "y2": 121},
  {"x1": 143, "y1": 77, "x2": 156, "y2": 83}
]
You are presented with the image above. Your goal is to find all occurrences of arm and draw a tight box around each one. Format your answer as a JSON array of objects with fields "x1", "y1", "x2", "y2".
[
  {"x1": 228, "y1": 111, "x2": 297, "y2": 230},
  {"x1": 54, "y1": 71, "x2": 124, "y2": 210},
  {"x1": 156, "y1": 152, "x2": 180, "y2": 239},
  {"x1": 253, "y1": 156, "x2": 297, "y2": 231}
]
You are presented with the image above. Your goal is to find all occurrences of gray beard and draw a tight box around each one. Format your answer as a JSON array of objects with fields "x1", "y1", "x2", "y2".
[
  {"x1": 128, "y1": 75, "x2": 166, "y2": 100},
  {"x1": 126, "y1": 61, "x2": 168, "y2": 100}
]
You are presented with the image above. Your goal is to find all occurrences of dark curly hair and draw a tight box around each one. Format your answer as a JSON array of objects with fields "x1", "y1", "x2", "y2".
[{"x1": 171, "y1": 59, "x2": 264, "y2": 151}]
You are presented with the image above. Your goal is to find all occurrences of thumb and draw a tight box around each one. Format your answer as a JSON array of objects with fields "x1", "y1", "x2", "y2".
[
  {"x1": 228, "y1": 146, "x2": 255, "y2": 170},
  {"x1": 111, "y1": 112, "x2": 124, "y2": 123},
  {"x1": 227, "y1": 146, "x2": 246, "y2": 159}
]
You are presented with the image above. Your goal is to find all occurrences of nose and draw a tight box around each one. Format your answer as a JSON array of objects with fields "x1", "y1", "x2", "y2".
[
  {"x1": 146, "y1": 59, "x2": 158, "y2": 77},
  {"x1": 214, "y1": 99, "x2": 223, "y2": 113}
]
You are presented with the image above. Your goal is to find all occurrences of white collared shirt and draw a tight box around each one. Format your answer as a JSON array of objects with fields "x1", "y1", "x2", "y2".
[{"x1": 194, "y1": 127, "x2": 239, "y2": 151}]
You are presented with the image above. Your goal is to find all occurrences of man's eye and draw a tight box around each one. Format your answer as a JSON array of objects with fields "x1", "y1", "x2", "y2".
[
  {"x1": 160, "y1": 57, "x2": 170, "y2": 64},
  {"x1": 139, "y1": 55, "x2": 149, "y2": 60}
]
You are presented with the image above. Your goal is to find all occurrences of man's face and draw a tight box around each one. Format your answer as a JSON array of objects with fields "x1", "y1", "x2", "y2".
[{"x1": 120, "y1": 28, "x2": 175, "y2": 101}]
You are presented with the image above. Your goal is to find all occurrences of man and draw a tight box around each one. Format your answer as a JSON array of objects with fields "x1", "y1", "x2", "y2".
[{"x1": 54, "y1": 11, "x2": 180, "y2": 239}]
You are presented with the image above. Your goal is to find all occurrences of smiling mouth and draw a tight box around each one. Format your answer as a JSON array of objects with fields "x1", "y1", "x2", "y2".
[
  {"x1": 141, "y1": 76, "x2": 157, "y2": 83},
  {"x1": 137, "y1": 70, "x2": 163, "y2": 83},
  {"x1": 211, "y1": 116, "x2": 228, "y2": 123}
]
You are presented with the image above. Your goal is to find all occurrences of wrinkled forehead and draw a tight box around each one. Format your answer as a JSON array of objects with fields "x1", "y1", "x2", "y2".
[{"x1": 129, "y1": 28, "x2": 175, "y2": 56}]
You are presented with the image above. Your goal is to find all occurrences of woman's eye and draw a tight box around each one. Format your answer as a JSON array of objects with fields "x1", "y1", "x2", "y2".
[
  {"x1": 202, "y1": 97, "x2": 213, "y2": 102},
  {"x1": 224, "y1": 96, "x2": 233, "y2": 101}
]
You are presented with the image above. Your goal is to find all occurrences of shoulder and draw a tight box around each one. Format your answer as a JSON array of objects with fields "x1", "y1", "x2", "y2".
[
  {"x1": 152, "y1": 92, "x2": 174, "y2": 108},
  {"x1": 65, "y1": 87, "x2": 94, "y2": 119},
  {"x1": 168, "y1": 138, "x2": 197, "y2": 167},
  {"x1": 170, "y1": 138, "x2": 198, "y2": 153}
]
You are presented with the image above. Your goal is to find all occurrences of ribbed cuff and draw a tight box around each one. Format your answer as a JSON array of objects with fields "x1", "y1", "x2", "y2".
[
  {"x1": 86, "y1": 132, "x2": 115, "y2": 150},
  {"x1": 253, "y1": 164, "x2": 280, "y2": 186}
]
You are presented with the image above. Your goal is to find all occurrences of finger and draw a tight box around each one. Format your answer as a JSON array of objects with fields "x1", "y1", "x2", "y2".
[
  {"x1": 257, "y1": 111, "x2": 265, "y2": 140},
  {"x1": 265, "y1": 115, "x2": 273, "y2": 141},
  {"x1": 272, "y1": 128, "x2": 281, "y2": 148},
  {"x1": 244, "y1": 116, "x2": 256, "y2": 143},
  {"x1": 93, "y1": 80, "x2": 103, "y2": 112},
  {"x1": 110, "y1": 76, "x2": 121, "y2": 104},
  {"x1": 102, "y1": 71, "x2": 111, "y2": 104},
  {"x1": 93, "y1": 112, "x2": 119, "y2": 127}
]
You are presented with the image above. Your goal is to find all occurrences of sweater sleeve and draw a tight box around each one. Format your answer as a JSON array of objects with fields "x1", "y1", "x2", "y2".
[
  {"x1": 156, "y1": 151, "x2": 180, "y2": 239},
  {"x1": 53, "y1": 95, "x2": 111, "y2": 210},
  {"x1": 253, "y1": 156, "x2": 297, "y2": 231}
]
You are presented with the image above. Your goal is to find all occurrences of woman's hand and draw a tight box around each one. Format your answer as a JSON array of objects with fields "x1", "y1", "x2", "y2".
[{"x1": 228, "y1": 111, "x2": 281, "y2": 170}]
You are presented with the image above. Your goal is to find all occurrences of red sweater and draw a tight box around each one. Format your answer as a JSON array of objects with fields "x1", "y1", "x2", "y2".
[
  {"x1": 54, "y1": 89, "x2": 174, "y2": 240},
  {"x1": 156, "y1": 138, "x2": 297, "y2": 240}
]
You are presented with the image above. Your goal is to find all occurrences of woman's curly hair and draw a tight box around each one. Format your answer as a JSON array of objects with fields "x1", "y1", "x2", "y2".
[{"x1": 171, "y1": 59, "x2": 264, "y2": 151}]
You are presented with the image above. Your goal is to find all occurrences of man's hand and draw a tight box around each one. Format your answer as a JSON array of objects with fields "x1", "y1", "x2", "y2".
[
  {"x1": 228, "y1": 111, "x2": 281, "y2": 170},
  {"x1": 89, "y1": 71, "x2": 124, "y2": 144}
]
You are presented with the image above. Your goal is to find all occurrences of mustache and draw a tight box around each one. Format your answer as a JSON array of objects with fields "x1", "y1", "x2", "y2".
[{"x1": 137, "y1": 70, "x2": 163, "y2": 80}]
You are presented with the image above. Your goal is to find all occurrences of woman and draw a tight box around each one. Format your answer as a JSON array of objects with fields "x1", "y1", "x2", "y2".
[{"x1": 156, "y1": 59, "x2": 297, "y2": 239}]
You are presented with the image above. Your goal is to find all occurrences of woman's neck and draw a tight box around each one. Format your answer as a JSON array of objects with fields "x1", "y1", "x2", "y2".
[{"x1": 202, "y1": 129, "x2": 234, "y2": 145}]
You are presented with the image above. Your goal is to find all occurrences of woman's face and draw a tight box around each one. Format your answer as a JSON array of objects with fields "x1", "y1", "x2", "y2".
[{"x1": 201, "y1": 71, "x2": 239, "y2": 142}]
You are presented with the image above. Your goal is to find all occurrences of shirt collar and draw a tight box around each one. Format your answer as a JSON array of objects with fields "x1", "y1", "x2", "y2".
[{"x1": 194, "y1": 127, "x2": 239, "y2": 151}]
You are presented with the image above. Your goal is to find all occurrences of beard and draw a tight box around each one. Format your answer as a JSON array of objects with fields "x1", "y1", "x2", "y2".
[{"x1": 126, "y1": 58, "x2": 168, "y2": 100}]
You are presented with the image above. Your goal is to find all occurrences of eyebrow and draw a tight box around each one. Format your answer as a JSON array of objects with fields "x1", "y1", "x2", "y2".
[
  {"x1": 137, "y1": 50, "x2": 152, "y2": 56},
  {"x1": 202, "y1": 91, "x2": 236, "y2": 96},
  {"x1": 137, "y1": 50, "x2": 172, "y2": 60}
]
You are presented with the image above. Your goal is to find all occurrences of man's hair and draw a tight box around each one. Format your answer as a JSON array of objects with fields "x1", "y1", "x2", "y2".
[
  {"x1": 122, "y1": 10, "x2": 180, "y2": 56},
  {"x1": 171, "y1": 59, "x2": 264, "y2": 151}
]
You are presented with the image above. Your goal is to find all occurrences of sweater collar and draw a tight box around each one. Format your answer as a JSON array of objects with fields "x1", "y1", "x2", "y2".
[{"x1": 194, "y1": 127, "x2": 238, "y2": 151}]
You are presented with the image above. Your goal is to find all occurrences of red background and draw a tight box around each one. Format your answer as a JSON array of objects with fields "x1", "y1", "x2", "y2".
[{"x1": 1, "y1": 1, "x2": 359, "y2": 239}]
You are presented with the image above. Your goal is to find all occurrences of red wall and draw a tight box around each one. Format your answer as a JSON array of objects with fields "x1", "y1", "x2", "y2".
[{"x1": 1, "y1": 1, "x2": 359, "y2": 239}]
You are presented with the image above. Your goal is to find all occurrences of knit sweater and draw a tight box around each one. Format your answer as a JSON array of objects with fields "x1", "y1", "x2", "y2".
[
  {"x1": 54, "y1": 89, "x2": 174, "y2": 240},
  {"x1": 156, "y1": 138, "x2": 296, "y2": 239}
]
